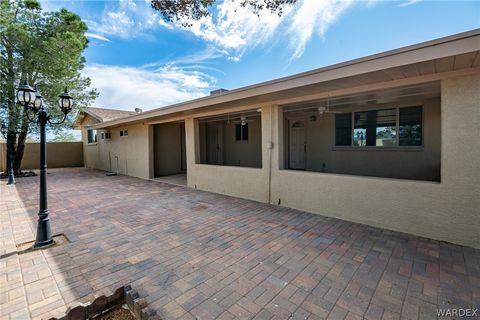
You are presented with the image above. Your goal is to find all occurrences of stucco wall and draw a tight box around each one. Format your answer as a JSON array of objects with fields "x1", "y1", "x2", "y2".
[
  {"x1": 0, "y1": 142, "x2": 83, "y2": 171},
  {"x1": 270, "y1": 73, "x2": 480, "y2": 248},
  {"x1": 284, "y1": 98, "x2": 441, "y2": 181},
  {"x1": 83, "y1": 123, "x2": 151, "y2": 179},
  {"x1": 224, "y1": 118, "x2": 262, "y2": 168}
]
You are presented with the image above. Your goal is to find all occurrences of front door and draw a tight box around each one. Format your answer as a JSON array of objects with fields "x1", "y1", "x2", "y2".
[
  {"x1": 206, "y1": 123, "x2": 223, "y2": 165},
  {"x1": 289, "y1": 121, "x2": 306, "y2": 169}
]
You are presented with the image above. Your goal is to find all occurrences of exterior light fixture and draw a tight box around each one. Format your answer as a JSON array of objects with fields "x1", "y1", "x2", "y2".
[
  {"x1": 16, "y1": 80, "x2": 36, "y2": 106},
  {"x1": 16, "y1": 80, "x2": 73, "y2": 248}
]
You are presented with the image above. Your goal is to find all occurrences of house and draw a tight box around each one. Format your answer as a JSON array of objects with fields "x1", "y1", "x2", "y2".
[{"x1": 76, "y1": 30, "x2": 480, "y2": 249}]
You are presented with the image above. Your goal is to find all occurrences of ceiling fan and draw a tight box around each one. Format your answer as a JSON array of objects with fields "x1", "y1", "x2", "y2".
[
  {"x1": 317, "y1": 96, "x2": 341, "y2": 115},
  {"x1": 233, "y1": 114, "x2": 254, "y2": 126}
]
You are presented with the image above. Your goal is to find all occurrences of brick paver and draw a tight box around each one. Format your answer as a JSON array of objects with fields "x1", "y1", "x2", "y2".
[{"x1": 1, "y1": 168, "x2": 479, "y2": 319}]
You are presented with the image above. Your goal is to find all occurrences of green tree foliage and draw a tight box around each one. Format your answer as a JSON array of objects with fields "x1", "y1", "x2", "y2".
[
  {"x1": 0, "y1": 0, "x2": 97, "y2": 173},
  {"x1": 151, "y1": 0, "x2": 297, "y2": 27},
  {"x1": 49, "y1": 130, "x2": 77, "y2": 142}
]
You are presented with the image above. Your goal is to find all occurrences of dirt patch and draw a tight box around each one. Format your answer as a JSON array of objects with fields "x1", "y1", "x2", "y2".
[{"x1": 96, "y1": 307, "x2": 135, "y2": 320}]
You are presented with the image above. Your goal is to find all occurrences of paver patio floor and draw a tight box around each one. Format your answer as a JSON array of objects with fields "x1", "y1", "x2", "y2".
[{"x1": 1, "y1": 168, "x2": 479, "y2": 320}]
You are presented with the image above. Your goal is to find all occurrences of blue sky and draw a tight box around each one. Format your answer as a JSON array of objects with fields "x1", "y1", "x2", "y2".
[{"x1": 41, "y1": 0, "x2": 480, "y2": 112}]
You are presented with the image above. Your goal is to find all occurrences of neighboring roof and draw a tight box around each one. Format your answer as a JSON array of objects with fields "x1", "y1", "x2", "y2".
[
  {"x1": 95, "y1": 29, "x2": 480, "y2": 129},
  {"x1": 84, "y1": 107, "x2": 137, "y2": 122},
  {"x1": 74, "y1": 107, "x2": 137, "y2": 128}
]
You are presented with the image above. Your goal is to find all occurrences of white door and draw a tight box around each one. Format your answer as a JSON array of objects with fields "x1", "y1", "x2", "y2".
[{"x1": 289, "y1": 121, "x2": 306, "y2": 169}]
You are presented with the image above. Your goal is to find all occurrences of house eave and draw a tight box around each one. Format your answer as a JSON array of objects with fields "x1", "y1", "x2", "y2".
[{"x1": 94, "y1": 29, "x2": 480, "y2": 129}]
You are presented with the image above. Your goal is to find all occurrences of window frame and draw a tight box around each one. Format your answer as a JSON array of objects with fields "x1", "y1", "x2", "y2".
[
  {"x1": 101, "y1": 131, "x2": 111, "y2": 140},
  {"x1": 87, "y1": 128, "x2": 97, "y2": 145},
  {"x1": 334, "y1": 105, "x2": 424, "y2": 150},
  {"x1": 120, "y1": 130, "x2": 128, "y2": 137}
]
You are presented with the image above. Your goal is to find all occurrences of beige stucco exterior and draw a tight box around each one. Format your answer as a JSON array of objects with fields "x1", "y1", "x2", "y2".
[
  {"x1": 81, "y1": 118, "x2": 151, "y2": 179},
  {"x1": 78, "y1": 31, "x2": 480, "y2": 248},
  {"x1": 0, "y1": 142, "x2": 83, "y2": 171}
]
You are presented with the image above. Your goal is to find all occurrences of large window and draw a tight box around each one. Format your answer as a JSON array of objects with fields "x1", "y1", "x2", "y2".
[
  {"x1": 335, "y1": 106, "x2": 422, "y2": 147},
  {"x1": 87, "y1": 129, "x2": 97, "y2": 144}
]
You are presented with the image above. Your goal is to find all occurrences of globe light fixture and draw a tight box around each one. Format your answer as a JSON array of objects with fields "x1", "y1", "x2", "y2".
[{"x1": 16, "y1": 80, "x2": 36, "y2": 106}]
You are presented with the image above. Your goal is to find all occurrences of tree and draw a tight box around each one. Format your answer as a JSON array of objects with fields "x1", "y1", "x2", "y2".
[
  {"x1": 49, "y1": 131, "x2": 77, "y2": 142},
  {"x1": 0, "y1": 0, "x2": 97, "y2": 174},
  {"x1": 151, "y1": 0, "x2": 297, "y2": 27}
]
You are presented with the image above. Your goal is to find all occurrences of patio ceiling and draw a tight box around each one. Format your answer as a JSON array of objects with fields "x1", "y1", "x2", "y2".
[{"x1": 282, "y1": 81, "x2": 441, "y2": 113}]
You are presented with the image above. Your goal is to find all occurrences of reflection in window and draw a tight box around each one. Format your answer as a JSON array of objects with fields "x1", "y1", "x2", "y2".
[
  {"x1": 87, "y1": 129, "x2": 97, "y2": 144},
  {"x1": 354, "y1": 128, "x2": 366, "y2": 146},
  {"x1": 399, "y1": 106, "x2": 422, "y2": 146},
  {"x1": 354, "y1": 109, "x2": 396, "y2": 146}
]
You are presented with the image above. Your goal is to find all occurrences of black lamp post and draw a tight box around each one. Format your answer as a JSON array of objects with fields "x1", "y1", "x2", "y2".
[
  {"x1": 0, "y1": 122, "x2": 20, "y2": 185},
  {"x1": 16, "y1": 80, "x2": 73, "y2": 248}
]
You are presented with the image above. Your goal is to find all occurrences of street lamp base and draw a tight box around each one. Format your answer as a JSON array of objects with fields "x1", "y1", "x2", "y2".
[
  {"x1": 34, "y1": 209, "x2": 54, "y2": 248},
  {"x1": 33, "y1": 238, "x2": 55, "y2": 249}
]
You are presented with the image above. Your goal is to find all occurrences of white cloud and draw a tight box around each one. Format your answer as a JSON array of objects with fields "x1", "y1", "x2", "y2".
[
  {"x1": 288, "y1": 0, "x2": 353, "y2": 59},
  {"x1": 83, "y1": 63, "x2": 213, "y2": 111},
  {"x1": 87, "y1": 0, "x2": 358, "y2": 60},
  {"x1": 182, "y1": 0, "x2": 354, "y2": 60},
  {"x1": 85, "y1": 32, "x2": 111, "y2": 42},
  {"x1": 87, "y1": 0, "x2": 164, "y2": 39}
]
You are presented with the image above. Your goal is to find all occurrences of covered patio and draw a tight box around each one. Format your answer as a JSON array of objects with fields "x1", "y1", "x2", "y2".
[{"x1": 1, "y1": 168, "x2": 479, "y2": 320}]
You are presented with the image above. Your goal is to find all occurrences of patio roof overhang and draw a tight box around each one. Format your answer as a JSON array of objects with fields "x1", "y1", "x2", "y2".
[{"x1": 94, "y1": 29, "x2": 480, "y2": 129}]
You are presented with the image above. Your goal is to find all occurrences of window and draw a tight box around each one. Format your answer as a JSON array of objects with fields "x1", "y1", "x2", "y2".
[
  {"x1": 335, "y1": 106, "x2": 422, "y2": 147},
  {"x1": 101, "y1": 131, "x2": 111, "y2": 140},
  {"x1": 353, "y1": 109, "x2": 396, "y2": 147},
  {"x1": 87, "y1": 129, "x2": 97, "y2": 144},
  {"x1": 235, "y1": 123, "x2": 248, "y2": 141},
  {"x1": 399, "y1": 106, "x2": 422, "y2": 146},
  {"x1": 120, "y1": 130, "x2": 128, "y2": 137},
  {"x1": 335, "y1": 113, "x2": 352, "y2": 146}
]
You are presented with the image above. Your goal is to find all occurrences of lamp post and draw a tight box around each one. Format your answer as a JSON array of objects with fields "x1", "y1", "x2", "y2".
[
  {"x1": 0, "y1": 123, "x2": 20, "y2": 185},
  {"x1": 16, "y1": 80, "x2": 73, "y2": 248}
]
